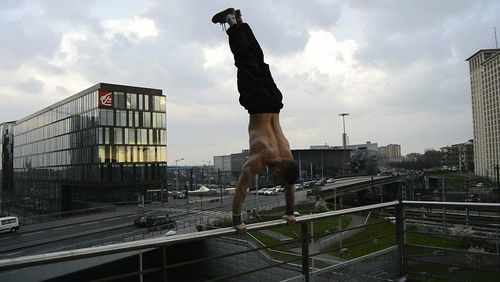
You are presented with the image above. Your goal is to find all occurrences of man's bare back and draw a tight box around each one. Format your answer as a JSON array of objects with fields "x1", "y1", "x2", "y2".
[{"x1": 248, "y1": 114, "x2": 292, "y2": 166}]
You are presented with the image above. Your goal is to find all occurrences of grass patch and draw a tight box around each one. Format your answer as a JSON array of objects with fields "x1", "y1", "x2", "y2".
[
  {"x1": 406, "y1": 232, "x2": 462, "y2": 249},
  {"x1": 266, "y1": 216, "x2": 353, "y2": 240},
  {"x1": 328, "y1": 219, "x2": 466, "y2": 259}
]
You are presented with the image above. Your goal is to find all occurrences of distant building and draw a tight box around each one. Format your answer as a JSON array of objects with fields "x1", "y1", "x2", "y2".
[
  {"x1": 404, "y1": 153, "x2": 420, "y2": 162},
  {"x1": 379, "y1": 144, "x2": 401, "y2": 160},
  {"x1": 332, "y1": 141, "x2": 379, "y2": 153},
  {"x1": 213, "y1": 155, "x2": 231, "y2": 172},
  {"x1": 213, "y1": 146, "x2": 350, "y2": 186},
  {"x1": 3, "y1": 83, "x2": 166, "y2": 215},
  {"x1": 440, "y1": 140, "x2": 474, "y2": 172},
  {"x1": 466, "y1": 49, "x2": 500, "y2": 179}
]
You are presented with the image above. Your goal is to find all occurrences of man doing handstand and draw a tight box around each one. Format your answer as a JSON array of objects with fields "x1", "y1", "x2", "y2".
[{"x1": 212, "y1": 8, "x2": 300, "y2": 234}]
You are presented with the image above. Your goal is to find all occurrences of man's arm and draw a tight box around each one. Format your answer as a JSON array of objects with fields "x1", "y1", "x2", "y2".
[{"x1": 232, "y1": 156, "x2": 263, "y2": 234}]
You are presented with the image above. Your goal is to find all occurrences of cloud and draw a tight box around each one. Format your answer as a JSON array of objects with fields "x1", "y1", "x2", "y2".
[
  {"x1": 1, "y1": 0, "x2": 496, "y2": 163},
  {"x1": 102, "y1": 17, "x2": 159, "y2": 41},
  {"x1": 15, "y1": 78, "x2": 45, "y2": 94}
]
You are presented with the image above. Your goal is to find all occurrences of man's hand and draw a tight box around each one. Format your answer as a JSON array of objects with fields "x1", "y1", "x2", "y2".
[
  {"x1": 282, "y1": 214, "x2": 296, "y2": 226},
  {"x1": 234, "y1": 223, "x2": 247, "y2": 235}
]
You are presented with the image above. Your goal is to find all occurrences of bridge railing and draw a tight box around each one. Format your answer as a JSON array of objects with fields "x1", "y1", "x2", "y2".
[
  {"x1": 1, "y1": 200, "x2": 500, "y2": 281},
  {"x1": 401, "y1": 200, "x2": 500, "y2": 281},
  {"x1": 0, "y1": 201, "x2": 401, "y2": 282}
]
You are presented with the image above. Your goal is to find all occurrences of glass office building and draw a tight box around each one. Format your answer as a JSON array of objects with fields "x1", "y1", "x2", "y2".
[{"x1": 12, "y1": 83, "x2": 166, "y2": 214}]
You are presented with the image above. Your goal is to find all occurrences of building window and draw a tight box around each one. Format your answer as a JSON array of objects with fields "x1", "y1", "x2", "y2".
[{"x1": 128, "y1": 93, "x2": 137, "y2": 110}]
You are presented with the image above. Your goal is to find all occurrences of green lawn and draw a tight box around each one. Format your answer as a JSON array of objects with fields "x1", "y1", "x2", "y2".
[
  {"x1": 266, "y1": 216, "x2": 352, "y2": 240},
  {"x1": 328, "y1": 219, "x2": 464, "y2": 260}
]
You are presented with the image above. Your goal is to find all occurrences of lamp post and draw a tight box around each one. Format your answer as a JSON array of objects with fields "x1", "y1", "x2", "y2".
[
  {"x1": 175, "y1": 158, "x2": 184, "y2": 192},
  {"x1": 203, "y1": 160, "x2": 212, "y2": 187},
  {"x1": 339, "y1": 113, "x2": 349, "y2": 175}
]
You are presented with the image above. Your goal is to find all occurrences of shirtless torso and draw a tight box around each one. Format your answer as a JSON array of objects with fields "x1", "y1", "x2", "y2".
[{"x1": 232, "y1": 113, "x2": 296, "y2": 234}]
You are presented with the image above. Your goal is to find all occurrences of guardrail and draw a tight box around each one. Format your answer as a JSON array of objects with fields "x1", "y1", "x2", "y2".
[{"x1": 1, "y1": 200, "x2": 499, "y2": 281}]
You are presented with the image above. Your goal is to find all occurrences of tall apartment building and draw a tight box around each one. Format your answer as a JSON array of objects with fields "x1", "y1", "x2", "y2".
[
  {"x1": 379, "y1": 144, "x2": 401, "y2": 160},
  {"x1": 4, "y1": 83, "x2": 166, "y2": 215},
  {"x1": 466, "y1": 49, "x2": 500, "y2": 179}
]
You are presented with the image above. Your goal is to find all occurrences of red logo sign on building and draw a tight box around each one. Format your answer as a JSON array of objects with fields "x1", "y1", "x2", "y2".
[{"x1": 99, "y1": 91, "x2": 113, "y2": 108}]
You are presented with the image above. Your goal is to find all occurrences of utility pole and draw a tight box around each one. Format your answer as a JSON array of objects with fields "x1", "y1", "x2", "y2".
[
  {"x1": 175, "y1": 158, "x2": 184, "y2": 192},
  {"x1": 339, "y1": 113, "x2": 349, "y2": 175}
]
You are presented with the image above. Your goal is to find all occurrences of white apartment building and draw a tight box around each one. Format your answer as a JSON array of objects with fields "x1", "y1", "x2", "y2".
[{"x1": 466, "y1": 49, "x2": 500, "y2": 179}]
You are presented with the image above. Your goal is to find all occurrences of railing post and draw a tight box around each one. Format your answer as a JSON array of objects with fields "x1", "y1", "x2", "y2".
[
  {"x1": 395, "y1": 200, "x2": 406, "y2": 277},
  {"x1": 139, "y1": 249, "x2": 144, "y2": 282},
  {"x1": 301, "y1": 222, "x2": 310, "y2": 282},
  {"x1": 162, "y1": 246, "x2": 167, "y2": 282}
]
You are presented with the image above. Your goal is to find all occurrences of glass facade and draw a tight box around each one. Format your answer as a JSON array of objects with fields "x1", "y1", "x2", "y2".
[{"x1": 11, "y1": 83, "x2": 166, "y2": 214}]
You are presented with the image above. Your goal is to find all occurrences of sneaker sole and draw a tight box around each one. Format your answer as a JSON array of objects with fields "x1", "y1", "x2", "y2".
[{"x1": 211, "y1": 8, "x2": 235, "y2": 24}]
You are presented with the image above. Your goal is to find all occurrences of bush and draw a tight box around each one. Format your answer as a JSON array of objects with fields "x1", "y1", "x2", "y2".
[{"x1": 315, "y1": 199, "x2": 329, "y2": 212}]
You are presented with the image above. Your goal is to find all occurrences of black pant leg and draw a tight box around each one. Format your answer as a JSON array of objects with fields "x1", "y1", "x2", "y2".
[
  {"x1": 227, "y1": 24, "x2": 264, "y2": 102},
  {"x1": 227, "y1": 23, "x2": 284, "y2": 113}
]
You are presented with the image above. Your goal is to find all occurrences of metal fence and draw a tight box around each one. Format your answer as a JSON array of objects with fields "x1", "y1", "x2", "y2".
[{"x1": 1, "y1": 200, "x2": 499, "y2": 281}]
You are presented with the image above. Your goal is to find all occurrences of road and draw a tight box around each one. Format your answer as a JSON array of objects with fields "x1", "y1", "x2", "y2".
[{"x1": 0, "y1": 176, "x2": 377, "y2": 259}]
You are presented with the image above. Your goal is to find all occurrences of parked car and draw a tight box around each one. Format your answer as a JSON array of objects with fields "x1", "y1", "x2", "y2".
[
  {"x1": 264, "y1": 188, "x2": 277, "y2": 196},
  {"x1": 145, "y1": 215, "x2": 176, "y2": 228},
  {"x1": 274, "y1": 186, "x2": 284, "y2": 192},
  {"x1": 173, "y1": 191, "x2": 186, "y2": 199},
  {"x1": 326, "y1": 178, "x2": 336, "y2": 183},
  {"x1": 134, "y1": 215, "x2": 147, "y2": 227},
  {"x1": 257, "y1": 188, "x2": 268, "y2": 195},
  {"x1": 0, "y1": 216, "x2": 19, "y2": 233},
  {"x1": 315, "y1": 178, "x2": 327, "y2": 186},
  {"x1": 135, "y1": 214, "x2": 174, "y2": 228}
]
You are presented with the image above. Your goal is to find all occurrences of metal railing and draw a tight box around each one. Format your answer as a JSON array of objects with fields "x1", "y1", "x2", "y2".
[{"x1": 1, "y1": 200, "x2": 499, "y2": 281}]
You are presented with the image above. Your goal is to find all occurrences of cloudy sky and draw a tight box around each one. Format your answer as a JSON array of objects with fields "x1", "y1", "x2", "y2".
[{"x1": 1, "y1": 0, "x2": 499, "y2": 165}]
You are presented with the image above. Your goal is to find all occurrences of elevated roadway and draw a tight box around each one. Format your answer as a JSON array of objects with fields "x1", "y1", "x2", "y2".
[{"x1": 319, "y1": 175, "x2": 399, "y2": 201}]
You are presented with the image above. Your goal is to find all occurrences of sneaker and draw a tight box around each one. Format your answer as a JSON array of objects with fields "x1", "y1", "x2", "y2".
[
  {"x1": 211, "y1": 8, "x2": 235, "y2": 24},
  {"x1": 235, "y1": 9, "x2": 243, "y2": 24}
]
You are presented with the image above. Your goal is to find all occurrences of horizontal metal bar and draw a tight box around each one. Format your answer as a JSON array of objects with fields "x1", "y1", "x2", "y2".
[
  {"x1": 403, "y1": 200, "x2": 500, "y2": 208},
  {"x1": 0, "y1": 201, "x2": 399, "y2": 271},
  {"x1": 295, "y1": 201, "x2": 399, "y2": 223}
]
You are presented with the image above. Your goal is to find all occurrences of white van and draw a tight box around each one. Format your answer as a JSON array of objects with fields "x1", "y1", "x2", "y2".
[{"x1": 0, "y1": 216, "x2": 20, "y2": 233}]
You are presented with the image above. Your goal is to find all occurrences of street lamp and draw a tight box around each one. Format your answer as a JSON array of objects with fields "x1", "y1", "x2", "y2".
[
  {"x1": 339, "y1": 113, "x2": 349, "y2": 175},
  {"x1": 175, "y1": 158, "x2": 184, "y2": 191},
  {"x1": 203, "y1": 160, "x2": 212, "y2": 187}
]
